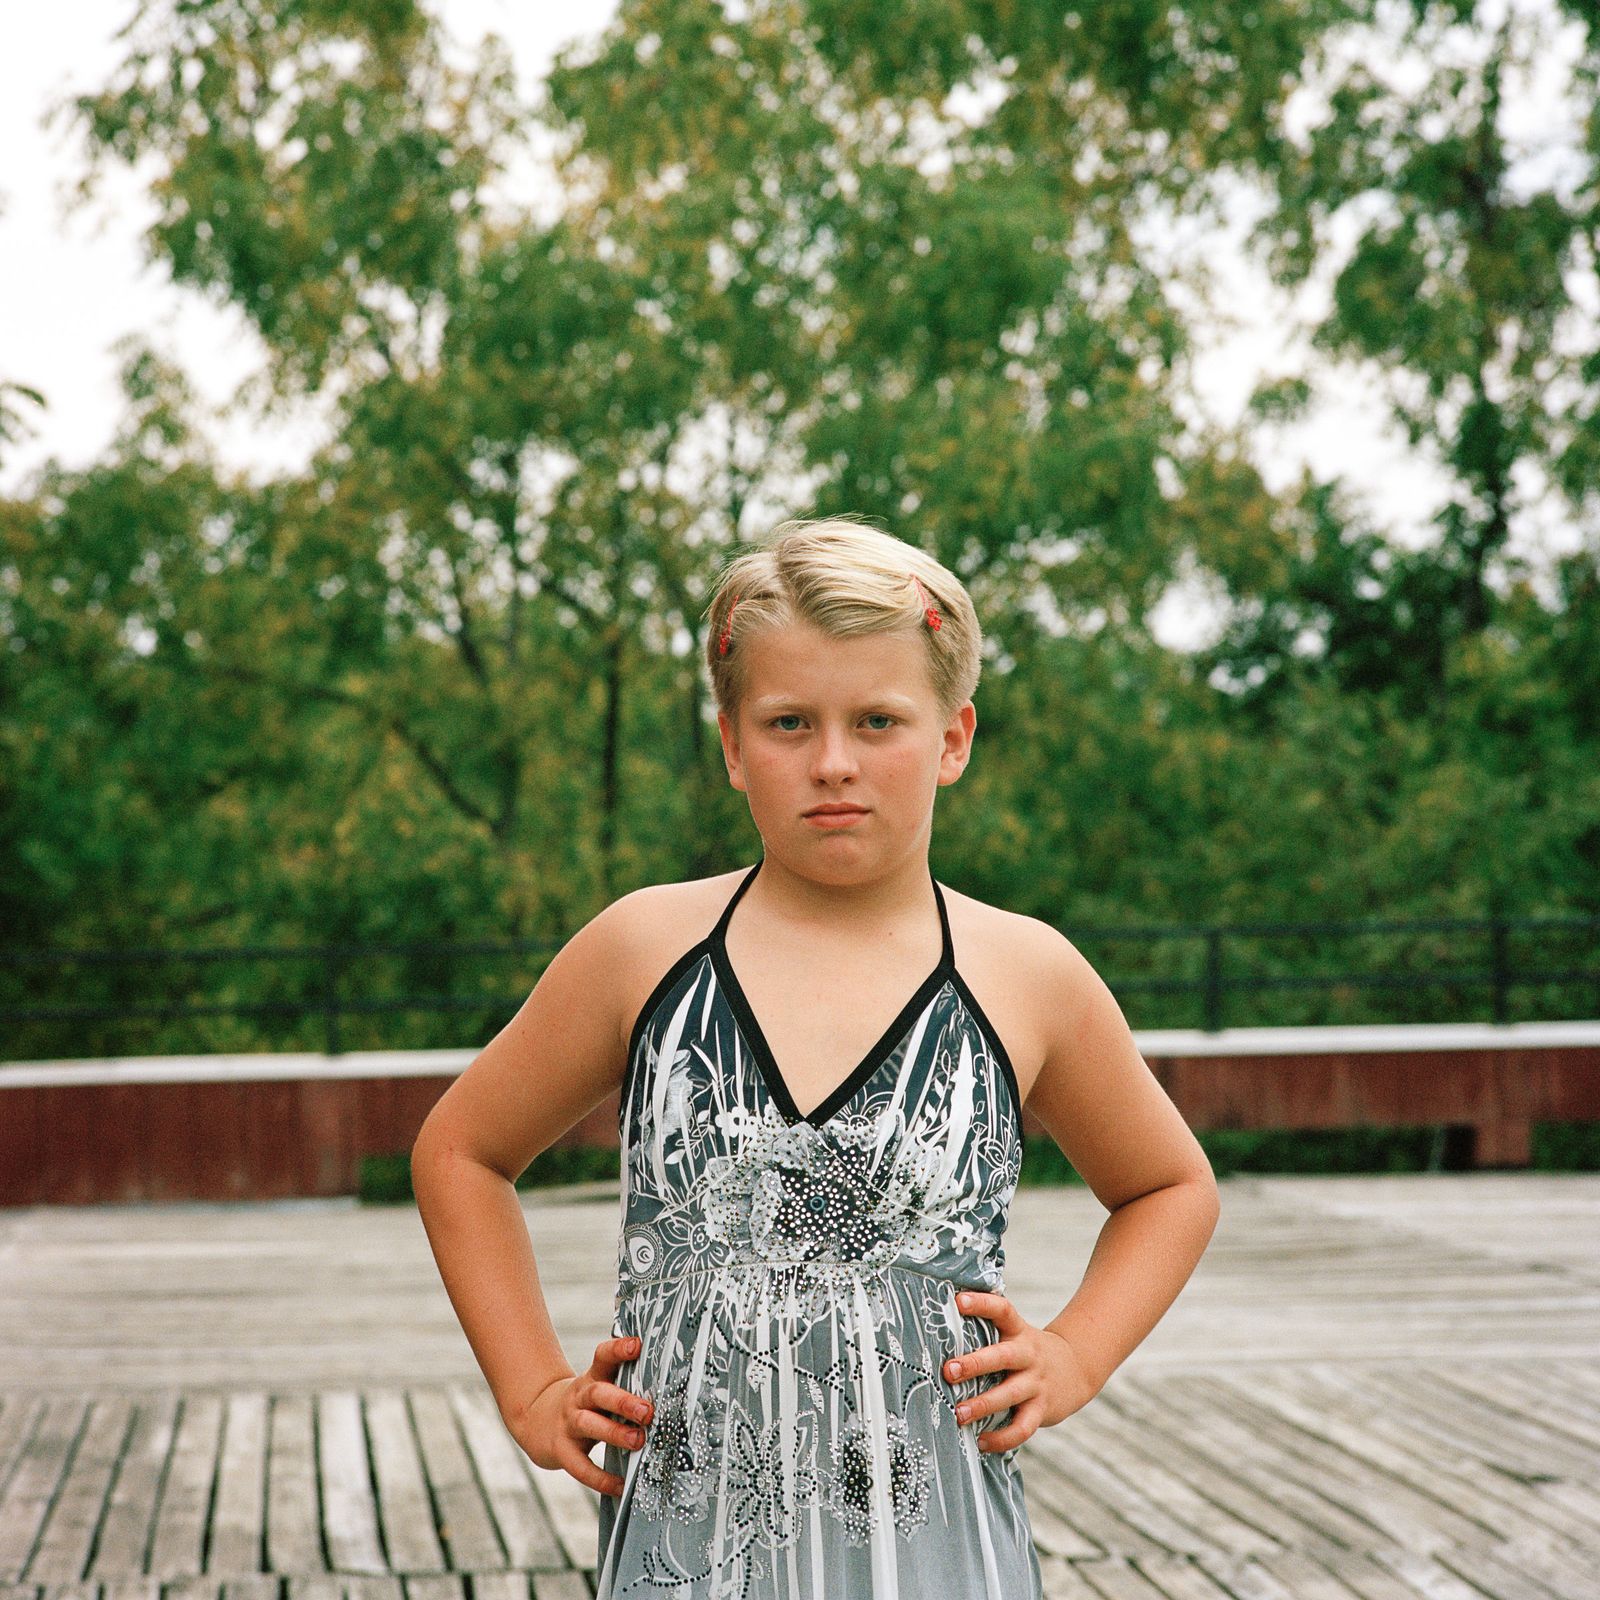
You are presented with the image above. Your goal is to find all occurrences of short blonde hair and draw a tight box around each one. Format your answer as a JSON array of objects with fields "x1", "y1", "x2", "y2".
[{"x1": 705, "y1": 516, "x2": 982, "y2": 722}]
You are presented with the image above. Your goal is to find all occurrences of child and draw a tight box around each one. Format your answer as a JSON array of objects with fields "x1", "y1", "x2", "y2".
[{"x1": 412, "y1": 516, "x2": 1221, "y2": 1599}]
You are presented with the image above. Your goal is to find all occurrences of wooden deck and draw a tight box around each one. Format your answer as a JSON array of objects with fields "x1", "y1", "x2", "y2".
[{"x1": 1, "y1": 1172, "x2": 1598, "y2": 1598}]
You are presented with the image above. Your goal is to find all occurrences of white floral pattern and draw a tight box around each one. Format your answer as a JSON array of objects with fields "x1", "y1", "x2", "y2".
[{"x1": 595, "y1": 862, "x2": 1042, "y2": 1600}]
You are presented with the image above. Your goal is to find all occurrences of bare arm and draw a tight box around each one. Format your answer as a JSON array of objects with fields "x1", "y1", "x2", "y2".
[
  {"x1": 410, "y1": 890, "x2": 637, "y2": 1430},
  {"x1": 1026, "y1": 925, "x2": 1221, "y2": 1390}
]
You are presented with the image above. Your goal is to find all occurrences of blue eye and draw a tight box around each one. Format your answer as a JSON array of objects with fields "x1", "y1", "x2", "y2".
[{"x1": 768, "y1": 713, "x2": 898, "y2": 732}]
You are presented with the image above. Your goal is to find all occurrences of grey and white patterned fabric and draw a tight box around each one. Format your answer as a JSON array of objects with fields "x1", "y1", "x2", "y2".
[{"x1": 595, "y1": 857, "x2": 1045, "y2": 1600}]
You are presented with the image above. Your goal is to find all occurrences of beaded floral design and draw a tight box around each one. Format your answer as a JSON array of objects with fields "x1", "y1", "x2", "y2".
[
  {"x1": 632, "y1": 1370, "x2": 721, "y2": 1526},
  {"x1": 824, "y1": 1411, "x2": 936, "y2": 1544}
]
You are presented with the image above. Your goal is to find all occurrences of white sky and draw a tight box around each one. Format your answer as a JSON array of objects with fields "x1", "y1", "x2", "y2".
[{"x1": 0, "y1": 0, "x2": 1587, "y2": 652}]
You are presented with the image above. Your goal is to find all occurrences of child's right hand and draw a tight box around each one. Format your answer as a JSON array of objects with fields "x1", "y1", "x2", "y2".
[{"x1": 504, "y1": 1334, "x2": 653, "y2": 1498}]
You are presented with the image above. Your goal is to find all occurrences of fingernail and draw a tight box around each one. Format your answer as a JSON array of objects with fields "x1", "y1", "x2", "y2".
[
  {"x1": 958, "y1": 1294, "x2": 970, "y2": 1307},
  {"x1": 956, "y1": 1405, "x2": 969, "y2": 1421},
  {"x1": 947, "y1": 1361, "x2": 961, "y2": 1378}
]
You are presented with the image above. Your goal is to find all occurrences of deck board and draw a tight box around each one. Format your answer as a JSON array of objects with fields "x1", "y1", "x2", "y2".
[{"x1": 0, "y1": 1173, "x2": 1596, "y2": 1598}]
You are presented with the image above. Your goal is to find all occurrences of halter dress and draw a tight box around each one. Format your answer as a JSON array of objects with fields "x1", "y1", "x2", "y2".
[{"x1": 595, "y1": 857, "x2": 1044, "y2": 1600}]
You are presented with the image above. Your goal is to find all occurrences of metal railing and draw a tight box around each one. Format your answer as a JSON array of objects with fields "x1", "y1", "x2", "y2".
[{"x1": 3, "y1": 910, "x2": 1597, "y2": 1063}]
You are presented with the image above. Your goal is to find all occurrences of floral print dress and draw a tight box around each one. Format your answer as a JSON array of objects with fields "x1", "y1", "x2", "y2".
[{"x1": 595, "y1": 858, "x2": 1044, "y2": 1600}]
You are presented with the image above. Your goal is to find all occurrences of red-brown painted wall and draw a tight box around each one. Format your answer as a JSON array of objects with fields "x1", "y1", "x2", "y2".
[{"x1": 2, "y1": 1042, "x2": 1597, "y2": 1206}]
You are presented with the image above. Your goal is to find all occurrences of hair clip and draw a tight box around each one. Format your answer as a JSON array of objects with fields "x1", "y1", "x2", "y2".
[
  {"x1": 718, "y1": 594, "x2": 740, "y2": 656},
  {"x1": 910, "y1": 574, "x2": 942, "y2": 631}
]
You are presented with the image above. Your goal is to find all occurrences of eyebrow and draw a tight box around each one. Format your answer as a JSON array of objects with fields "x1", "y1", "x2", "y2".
[{"x1": 751, "y1": 694, "x2": 921, "y2": 713}]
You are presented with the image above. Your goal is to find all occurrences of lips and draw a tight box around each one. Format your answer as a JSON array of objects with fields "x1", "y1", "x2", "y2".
[{"x1": 806, "y1": 805, "x2": 868, "y2": 816}]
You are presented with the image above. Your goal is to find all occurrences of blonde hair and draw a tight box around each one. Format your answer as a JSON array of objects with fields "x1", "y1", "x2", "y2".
[{"x1": 705, "y1": 516, "x2": 982, "y2": 722}]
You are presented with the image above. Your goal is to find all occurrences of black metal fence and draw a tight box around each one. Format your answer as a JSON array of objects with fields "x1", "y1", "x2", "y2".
[{"x1": 3, "y1": 911, "x2": 1598, "y2": 1063}]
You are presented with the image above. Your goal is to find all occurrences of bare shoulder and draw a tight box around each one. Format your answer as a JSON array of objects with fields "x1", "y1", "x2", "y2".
[
  {"x1": 608, "y1": 867, "x2": 748, "y2": 1056},
  {"x1": 411, "y1": 870, "x2": 744, "y2": 1182},
  {"x1": 945, "y1": 886, "x2": 1216, "y2": 1210},
  {"x1": 938, "y1": 884, "x2": 1097, "y2": 1106}
]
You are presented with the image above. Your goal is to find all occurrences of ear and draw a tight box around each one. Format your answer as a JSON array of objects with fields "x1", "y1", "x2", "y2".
[
  {"x1": 717, "y1": 707, "x2": 747, "y2": 792},
  {"x1": 937, "y1": 702, "x2": 976, "y2": 788}
]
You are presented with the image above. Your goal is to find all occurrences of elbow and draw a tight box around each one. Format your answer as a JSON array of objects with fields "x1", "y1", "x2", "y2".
[
  {"x1": 410, "y1": 1115, "x2": 462, "y2": 1195},
  {"x1": 411, "y1": 1114, "x2": 440, "y2": 1168}
]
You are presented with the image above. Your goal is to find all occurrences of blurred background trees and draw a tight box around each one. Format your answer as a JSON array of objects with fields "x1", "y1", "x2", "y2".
[{"x1": 3, "y1": 0, "x2": 1596, "y2": 1051}]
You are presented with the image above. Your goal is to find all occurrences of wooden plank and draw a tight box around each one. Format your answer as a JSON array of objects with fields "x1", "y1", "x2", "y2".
[
  {"x1": 394, "y1": 1576, "x2": 462, "y2": 1600},
  {"x1": 363, "y1": 1392, "x2": 444, "y2": 1576},
  {"x1": 91, "y1": 1396, "x2": 178, "y2": 1578},
  {"x1": 1088, "y1": 1378, "x2": 1347, "y2": 1557},
  {"x1": 28, "y1": 1396, "x2": 134, "y2": 1582},
  {"x1": 1129, "y1": 1555, "x2": 1274, "y2": 1599},
  {"x1": 406, "y1": 1393, "x2": 502, "y2": 1572},
  {"x1": 1097, "y1": 1378, "x2": 1374, "y2": 1560},
  {"x1": 282, "y1": 1578, "x2": 342, "y2": 1600},
  {"x1": 1017, "y1": 1425, "x2": 1194, "y2": 1561},
  {"x1": 265, "y1": 1397, "x2": 322, "y2": 1577},
  {"x1": 2, "y1": 1176, "x2": 1599, "y2": 1597},
  {"x1": 1177, "y1": 1371, "x2": 1499, "y2": 1549},
  {"x1": 1045, "y1": 1399, "x2": 1279, "y2": 1561},
  {"x1": 146, "y1": 1396, "x2": 221, "y2": 1579},
  {"x1": 520, "y1": 1466, "x2": 596, "y2": 1578},
  {"x1": 209, "y1": 1394, "x2": 268, "y2": 1576},
  {"x1": 1190, "y1": 1554, "x2": 1301, "y2": 1600},
  {"x1": 446, "y1": 1387, "x2": 567, "y2": 1572},
  {"x1": 525, "y1": 1575, "x2": 591, "y2": 1600},
  {"x1": 221, "y1": 1577, "x2": 281, "y2": 1600},
  {"x1": 158, "y1": 1576, "x2": 222, "y2": 1600},
  {"x1": 0, "y1": 1398, "x2": 45, "y2": 1497},
  {"x1": 0, "y1": 1399, "x2": 86, "y2": 1580},
  {"x1": 465, "y1": 1574, "x2": 529, "y2": 1600},
  {"x1": 316, "y1": 1394, "x2": 385, "y2": 1575},
  {"x1": 1036, "y1": 1555, "x2": 1107, "y2": 1598},
  {"x1": 1249, "y1": 1364, "x2": 1591, "y2": 1546},
  {"x1": 1356, "y1": 1366, "x2": 1599, "y2": 1483},
  {"x1": 344, "y1": 1577, "x2": 403, "y2": 1600}
]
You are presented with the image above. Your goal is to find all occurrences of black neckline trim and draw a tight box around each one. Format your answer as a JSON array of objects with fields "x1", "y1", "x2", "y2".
[
  {"x1": 620, "y1": 934, "x2": 715, "y2": 1114},
  {"x1": 709, "y1": 856, "x2": 957, "y2": 1127},
  {"x1": 946, "y1": 967, "x2": 1024, "y2": 1128}
]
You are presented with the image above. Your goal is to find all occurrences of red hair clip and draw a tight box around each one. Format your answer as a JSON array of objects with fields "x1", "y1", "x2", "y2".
[
  {"x1": 910, "y1": 574, "x2": 942, "y2": 630},
  {"x1": 718, "y1": 594, "x2": 740, "y2": 656}
]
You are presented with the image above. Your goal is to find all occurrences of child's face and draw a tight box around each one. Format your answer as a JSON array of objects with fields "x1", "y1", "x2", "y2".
[{"x1": 717, "y1": 618, "x2": 974, "y2": 867}]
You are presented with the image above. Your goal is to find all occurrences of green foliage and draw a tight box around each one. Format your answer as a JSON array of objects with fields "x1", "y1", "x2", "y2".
[
  {"x1": 2, "y1": 0, "x2": 1597, "y2": 1077},
  {"x1": 359, "y1": 1143, "x2": 621, "y2": 1203},
  {"x1": 1020, "y1": 1122, "x2": 1600, "y2": 1183},
  {"x1": 1245, "y1": 0, "x2": 1600, "y2": 683}
]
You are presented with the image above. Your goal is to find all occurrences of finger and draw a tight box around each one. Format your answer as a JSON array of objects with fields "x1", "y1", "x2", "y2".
[
  {"x1": 955, "y1": 1374, "x2": 1032, "y2": 1427},
  {"x1": 578, "y1": 1373, "x2": 650, "y2": 1428},
  {"x1": 943, "y1": 1342, "x2": 1016, "y2": 1385},
  {"x1": 595, "y1": 1334, "x2": 642, "y2": 1374},
  {"x1": 977, "y1": 1396, "x2": 1044, "y2": 1454},
  {"x1": 561, "y1": 1442, "x2": 627, "y2": 1498},
  {"x1": 957, "y1": 1290, "x2": 1017, "y2": 1327},
  {"x1": 576, "y1": 1405, "x2": 647, "y2": 1452},
  {"x1": 593, "y1": 1381, "x2": 653, "y2": 1425}
]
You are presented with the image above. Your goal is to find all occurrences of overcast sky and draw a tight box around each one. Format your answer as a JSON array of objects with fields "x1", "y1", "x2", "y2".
[{"x1": 1, "y1": 1, "x2": 1584, "y2": 651}]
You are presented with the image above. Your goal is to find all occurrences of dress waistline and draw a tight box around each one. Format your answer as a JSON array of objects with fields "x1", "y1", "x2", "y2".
[{"x1": 613, "y1": 1254, "x2": 1000, "y2": 1299}]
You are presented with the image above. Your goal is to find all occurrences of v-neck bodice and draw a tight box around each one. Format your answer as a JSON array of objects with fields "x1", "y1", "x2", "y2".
[{"x1": 707, "y1": 856, "x2": 957, "y2": 1127}]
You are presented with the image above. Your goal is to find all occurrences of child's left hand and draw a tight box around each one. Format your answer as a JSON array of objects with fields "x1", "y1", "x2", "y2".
[{"x1": 943, "y1": 1289, "x2": 1100, "y2": 1452}]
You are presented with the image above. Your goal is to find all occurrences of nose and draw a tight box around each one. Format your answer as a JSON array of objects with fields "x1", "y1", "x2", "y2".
[{"x1": 810, "y1": 722, "x2": 859, "y2": 785}]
